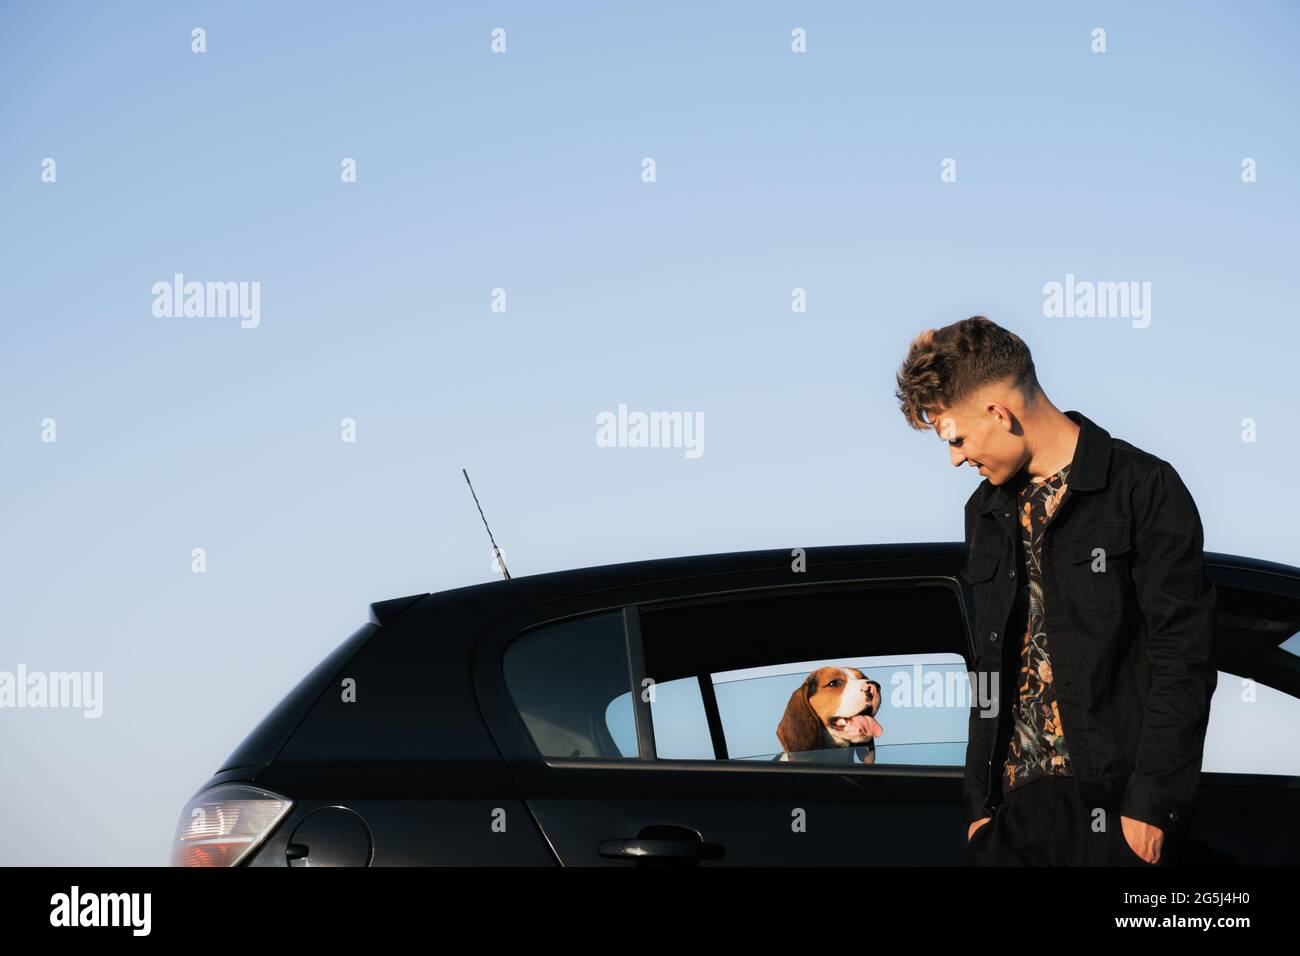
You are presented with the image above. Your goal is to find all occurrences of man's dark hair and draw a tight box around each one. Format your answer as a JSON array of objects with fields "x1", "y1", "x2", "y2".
[{"x1": 894, "y1": 315, "x2": 1042, "y2": 431}]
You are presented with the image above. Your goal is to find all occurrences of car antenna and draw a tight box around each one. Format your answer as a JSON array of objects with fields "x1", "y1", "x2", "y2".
[{"x1": 462, "y1": 468, "x2": 511, "y2": 580}]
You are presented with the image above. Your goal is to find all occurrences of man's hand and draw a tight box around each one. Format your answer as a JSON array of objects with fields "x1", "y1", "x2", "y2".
[
  {"x1": 1121, "y1": 815, "x2": 1164, "y2": 863},
  {"x1": 967, "y1": 816, "x2": 992, "y2": 842}
]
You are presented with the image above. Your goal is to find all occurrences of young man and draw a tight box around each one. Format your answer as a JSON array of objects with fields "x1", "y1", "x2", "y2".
[{"x1": 894, "y1": 316, "x2": 1218, "y2": 866}]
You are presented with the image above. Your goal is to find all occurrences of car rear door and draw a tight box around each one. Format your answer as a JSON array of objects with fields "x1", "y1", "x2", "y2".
[{"x1": 472, "y1": 556, "x2": 977, "y2": 866}]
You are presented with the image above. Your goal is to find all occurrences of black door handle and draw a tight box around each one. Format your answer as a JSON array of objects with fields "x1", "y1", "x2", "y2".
[{"x1": 599, "y1": 825, "x2": 724, "y2": 865}]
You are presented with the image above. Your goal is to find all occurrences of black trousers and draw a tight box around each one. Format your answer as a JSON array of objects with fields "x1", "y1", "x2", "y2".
[{"x1": 964, "y1": 774, "x2": 1181, "y2": 866}]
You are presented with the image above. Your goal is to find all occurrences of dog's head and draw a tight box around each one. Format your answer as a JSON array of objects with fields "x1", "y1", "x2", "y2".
[{"x1": 776, "y1": 666, "x2": 884, "y2": 754}]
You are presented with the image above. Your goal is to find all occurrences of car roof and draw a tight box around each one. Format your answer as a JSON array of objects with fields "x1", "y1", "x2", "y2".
[{"x1": 373, "y1": 544, "x2": 1300, "y2": 625}]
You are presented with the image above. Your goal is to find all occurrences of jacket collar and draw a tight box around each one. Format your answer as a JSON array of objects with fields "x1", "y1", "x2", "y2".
[{"x1": 974, "y1": 409, "x2": 1111, "y2": 514}]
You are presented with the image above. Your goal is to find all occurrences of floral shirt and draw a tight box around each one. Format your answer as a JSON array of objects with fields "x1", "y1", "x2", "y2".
[{"x1": 1001, "y1": 460, "x2": 1075, "y2": 793}]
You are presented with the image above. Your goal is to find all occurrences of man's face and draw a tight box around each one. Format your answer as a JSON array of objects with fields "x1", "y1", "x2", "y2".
[{"x1": 931, "y1": 403, "x2": 1018, "y2": 484}]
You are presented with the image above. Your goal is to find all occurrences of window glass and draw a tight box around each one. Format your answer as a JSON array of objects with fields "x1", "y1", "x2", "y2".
[
  {"x1": 714, "y1": 653, "x2": 970, "y2": 764},
  {"x1": 503, "y1": 610, "x2": 635, "y2": 758},
  {"x1": 605, "y1": 695, "x2": 637, "y2": 757},
  {"x1": 608, "y1": 677, "x2": 713, "y2": 759},
  {"x1": 636, "y1": 582, "x2": 972, "y2": 765},
  {"x1": 1203, "y1": 671, "x2": 1300, "y2": 776},
  {"x1": 649, "y1": 677, "x2": 714, "y2": 759}
]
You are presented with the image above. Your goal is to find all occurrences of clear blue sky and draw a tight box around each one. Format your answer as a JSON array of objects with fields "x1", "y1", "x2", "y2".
[{"x1": 2, "y1": 1, "x2": 1298, "y2": 864}]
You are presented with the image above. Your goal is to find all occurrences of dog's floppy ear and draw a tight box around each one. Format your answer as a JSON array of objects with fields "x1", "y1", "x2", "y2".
[{"x1": 776, "y1": 676, "x2": 823, "y2": 755}]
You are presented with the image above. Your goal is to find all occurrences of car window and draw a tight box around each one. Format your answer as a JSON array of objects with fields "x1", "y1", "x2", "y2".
[
  {"x1": 646, "y1": 676, "x2": 714, "y2": 759},
  {"x1": 629, "y1": 580, "x2": 973, "y2": 764},
  {"x1": 1202, "y1": 670, "x2": 1300, "y2": 776},
  {"x1": 617, "y1": 653, "x2": 970, "y2": 762},
  {"x1": 1202, "y1": 583, "x2": 1300, "y2": 776},
  {"x1": 715, "y1": 653, "x2": 969, "y2": 763},
  {"x1": 502, "y1": 610, "x2": 637, "y2": 759}
]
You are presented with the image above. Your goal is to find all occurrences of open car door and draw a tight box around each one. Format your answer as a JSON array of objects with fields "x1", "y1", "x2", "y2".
[{"x1": 1188, "y1": 552, "x2": 1300, "y2": 864}]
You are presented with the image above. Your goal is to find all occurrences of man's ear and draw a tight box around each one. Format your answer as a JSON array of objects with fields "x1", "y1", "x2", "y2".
[{"x1": 777, "y1": 678, "x2": 822, "y2": 754}]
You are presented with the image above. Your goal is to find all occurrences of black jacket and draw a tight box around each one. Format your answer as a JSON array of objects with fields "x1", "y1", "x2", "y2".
[{"x1": 962, "y1": 409, "x2": 1218, "y2": 835}]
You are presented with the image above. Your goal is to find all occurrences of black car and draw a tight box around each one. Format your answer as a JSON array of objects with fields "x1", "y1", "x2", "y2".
[{"x1": 171, "y1": 543, "x2": 1300, "y2": 866}]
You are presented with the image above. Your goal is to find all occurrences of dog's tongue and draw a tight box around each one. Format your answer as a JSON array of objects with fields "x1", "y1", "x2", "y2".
[{"x1": 845, "y1": 713, "x2": 883, "y2": 738}]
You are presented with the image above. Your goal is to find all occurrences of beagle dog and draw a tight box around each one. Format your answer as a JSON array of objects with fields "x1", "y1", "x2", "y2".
[{"x1": 776, "y1": 666, "x2": 884, "y2": 763}]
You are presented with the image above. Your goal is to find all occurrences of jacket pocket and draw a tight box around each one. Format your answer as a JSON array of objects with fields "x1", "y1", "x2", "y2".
[
  {"x1": 963, "y1": 547, "x2": 1001, "y2": 639},
  {"x1": 1063, "y1": 520, "x2": 1132, "y2": 615},
  {"x1": 964, "y1": 548, "x2": 1000, "y2": 585}
]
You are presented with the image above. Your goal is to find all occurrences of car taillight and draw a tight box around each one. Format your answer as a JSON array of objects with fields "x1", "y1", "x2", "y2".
[{"x1": 170, "y1": 784, "x2": 293, "y2": 867}]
